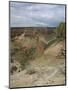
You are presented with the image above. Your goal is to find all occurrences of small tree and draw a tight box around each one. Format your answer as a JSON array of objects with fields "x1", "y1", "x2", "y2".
[{"x1": 56, "y1": 22, "x2": 65, "y2": 40}]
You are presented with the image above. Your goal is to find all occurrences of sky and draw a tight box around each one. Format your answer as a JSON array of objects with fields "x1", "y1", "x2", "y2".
[{"x1": 10, "y1": 2, "x2": 65, "y2": 27}]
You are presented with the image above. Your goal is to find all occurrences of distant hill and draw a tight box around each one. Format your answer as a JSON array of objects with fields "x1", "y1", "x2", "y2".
[{"x1": 10, "y1": 27, "x2": 56, "y2": 38}]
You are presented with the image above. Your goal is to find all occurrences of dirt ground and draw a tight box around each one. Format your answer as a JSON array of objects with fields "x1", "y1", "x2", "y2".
[{"x1": 10, "y1": 41, "x2": 65, "y2": 88}]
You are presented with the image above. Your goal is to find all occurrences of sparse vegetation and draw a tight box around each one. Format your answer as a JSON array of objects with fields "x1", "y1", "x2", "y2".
[{"x1": 11, "y1": 40, "x2": 36, "y2": 70}]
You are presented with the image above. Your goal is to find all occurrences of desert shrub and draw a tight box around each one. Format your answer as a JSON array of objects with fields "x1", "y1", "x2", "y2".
[
  {"x1": 19, "y1": 47, "x2": 36, "y2": 69},
  {"x1": 11, "y1": 57, "x2": 14, "y2": 63},
  {"x1": 56, "y1": 48, "x2": 65, "y2": 59},
  {"x1": 10, "y1": 66, "x2": 17, "y2": 74},
  {"x1": 26, "y1": 69, "x2": 36, "y2": 75}
]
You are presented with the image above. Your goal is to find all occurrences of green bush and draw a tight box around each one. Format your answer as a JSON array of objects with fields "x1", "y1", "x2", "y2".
[{"x1": 54, "y1": 22, "x2": 65, "y2": 40}]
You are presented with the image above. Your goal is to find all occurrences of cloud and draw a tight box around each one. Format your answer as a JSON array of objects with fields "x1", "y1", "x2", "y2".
[{"x1": 10, "y1": 2, "x2": 65, "y2": 27}]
